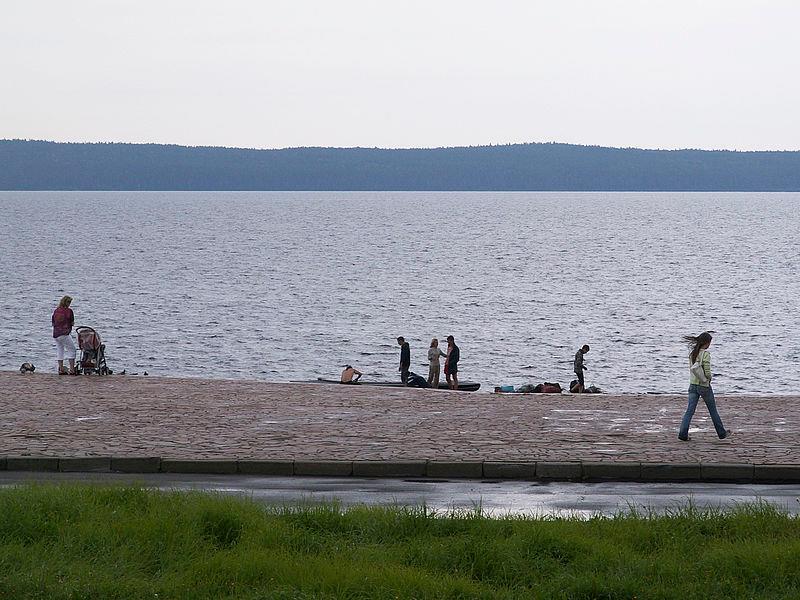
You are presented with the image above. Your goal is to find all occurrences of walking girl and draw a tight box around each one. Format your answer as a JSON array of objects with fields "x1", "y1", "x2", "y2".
[{"x1": 678, "y1": 331, "x2": 730, "y2": 441}]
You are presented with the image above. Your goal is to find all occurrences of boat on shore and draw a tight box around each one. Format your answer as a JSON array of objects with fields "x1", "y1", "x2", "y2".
[{"x1": 300, "y1": 378, "x2": 481, "y2": 392}]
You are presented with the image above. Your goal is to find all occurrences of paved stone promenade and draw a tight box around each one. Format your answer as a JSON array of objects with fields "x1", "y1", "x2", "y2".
[{"x1": 1, "y1": 372, "x2": 795, "y2": 467}]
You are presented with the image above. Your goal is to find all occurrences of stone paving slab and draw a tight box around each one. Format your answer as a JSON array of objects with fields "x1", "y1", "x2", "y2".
[{"x1": 1, "y1": 372, "x2": 799, "y2": 481}]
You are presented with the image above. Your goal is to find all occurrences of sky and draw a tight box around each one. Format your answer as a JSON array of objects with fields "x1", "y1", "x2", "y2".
[{"x1": 1, "y1": 0, "x2": 799, "y2": 151}]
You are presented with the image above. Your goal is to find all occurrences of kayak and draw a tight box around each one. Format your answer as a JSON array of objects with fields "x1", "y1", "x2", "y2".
[{"x1": 303, "y1": 378, "x2": 481, "y2": 392}]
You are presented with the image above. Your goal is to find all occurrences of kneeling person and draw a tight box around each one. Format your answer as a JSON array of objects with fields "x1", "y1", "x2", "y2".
[{"x1": 341, "y1": 365, "x2": 362, "y2": 383}]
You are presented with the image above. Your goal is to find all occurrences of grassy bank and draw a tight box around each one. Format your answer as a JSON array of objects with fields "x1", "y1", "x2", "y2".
[{"x1": 1, "y1": 485, "x2": 799, "y2": 599}]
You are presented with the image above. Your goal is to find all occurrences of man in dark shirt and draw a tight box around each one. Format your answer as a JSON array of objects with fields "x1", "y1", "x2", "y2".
[
  {"x1": 446, "y1": 335, "x2": 460, "y2": 390},
  {"x1": 397, "y1": 336, "x2": 410, "y2": 385},
  {"x1": 573, "y1": 344, "x2": 590, "y2": 393}
]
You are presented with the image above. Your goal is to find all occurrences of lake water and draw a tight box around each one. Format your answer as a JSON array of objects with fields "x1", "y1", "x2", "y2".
[{"x1": 1, "y1": 192, "x2": 798, "y2": 394}]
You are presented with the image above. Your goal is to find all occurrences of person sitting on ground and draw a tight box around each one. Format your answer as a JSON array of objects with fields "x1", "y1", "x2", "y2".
[
  {"x1": 340, "y1": 365, "x2": 362, "y2": 383},
  {"x1": 570, "y1": 379, "x2": 601, "y2": 393}
]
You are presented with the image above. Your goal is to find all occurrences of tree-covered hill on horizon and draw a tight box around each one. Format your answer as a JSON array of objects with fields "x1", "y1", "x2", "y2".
[{"x1": 2, "y1": 139, "x2": 800, "y2": 191}]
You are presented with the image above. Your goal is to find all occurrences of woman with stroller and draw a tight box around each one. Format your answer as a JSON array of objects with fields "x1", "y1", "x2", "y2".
[{"x1": 52, "y1": 295, "x2": 76, "y2": 375}]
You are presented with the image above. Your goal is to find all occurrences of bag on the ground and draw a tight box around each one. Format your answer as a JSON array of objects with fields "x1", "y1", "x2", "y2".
[
  {"x1": 533, "y1": 382, "x2": 562, "y2": 393},
  {"x1": 406, "y1": 372, "x2": 430, "y2": 388}
]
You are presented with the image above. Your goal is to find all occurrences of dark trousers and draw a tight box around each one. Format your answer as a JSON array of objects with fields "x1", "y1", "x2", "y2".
[
  {"x1": 400, "y1": 369, "x2": 409, "y2": 385},
  {"x1": 576, "y1": 371, "x2": 584, "y2": 387}
]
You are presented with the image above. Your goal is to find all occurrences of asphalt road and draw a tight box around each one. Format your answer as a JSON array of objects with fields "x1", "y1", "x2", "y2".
[{"x1": 2, "y1": 472, "x2": 800, "y2": 517}]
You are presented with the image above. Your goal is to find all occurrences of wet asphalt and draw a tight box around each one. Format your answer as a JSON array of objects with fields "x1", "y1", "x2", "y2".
[{"x1": 2, "y1": 472, "x2": 800, "y2": 517}]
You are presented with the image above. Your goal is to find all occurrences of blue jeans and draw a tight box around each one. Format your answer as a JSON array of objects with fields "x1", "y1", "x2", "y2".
[{"x1": 678, "y1": 384, "x2": 727, "y2": 439}]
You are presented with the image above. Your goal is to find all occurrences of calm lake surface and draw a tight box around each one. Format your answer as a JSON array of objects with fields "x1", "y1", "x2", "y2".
[{"x1": 1, "y1": 192, "x2": 798, "y2": 394}]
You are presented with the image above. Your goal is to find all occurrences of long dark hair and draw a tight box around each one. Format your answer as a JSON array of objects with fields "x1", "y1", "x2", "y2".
[{"x1": 683, "y1": 331, "x2": 713, "y2": 363}]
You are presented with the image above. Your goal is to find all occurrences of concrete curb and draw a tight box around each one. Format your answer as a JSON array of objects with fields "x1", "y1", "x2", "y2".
[
  {"x1": 60, "y1": 457, "x2": 111, "y2": 472},
  {"x1": 161, "y1": 459, "x2": 237, "y2": 474},
  {"x1": 6, "y1": 457, "x2": 60, "y2": 471},
  {"x1": 427, "y1": 461, "x2": 483, "y2": 479},
  {"x1": 111, "y1": 457, "x2": 161, "y2": 473},
  {"x1": 238, "y1": 460, "x2": 294, "y2": 476},
  {"x1": 483, "y1": 461, "x2": 537, "y2": 479},
  {"x1": 1, "y1": 457, "x2": 798, "y2": 484},
  {"x1": 536, "y1": 461, "x2": 583, "y2": 480},
  {"x1": 294, "y1": 460, "x2": 353, "y2": 477},
  {"x1": 701, "y1": 462, "x2": 754, "y2": 483},
  {"x1": 640, "y1": 463, "x2": 702, "y2": 482},
  {"x1": 353, "y1": 461, "x2": 427, "y2": 478},
  {"x1": 754, "y1": 464, "x2": 800, "y2": 483},
  {"x1": 583, "y1": 461, "x2": 642, "y2": 481}
]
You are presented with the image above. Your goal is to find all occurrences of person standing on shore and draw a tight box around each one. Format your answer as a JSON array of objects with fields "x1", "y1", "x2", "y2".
[
  {"x1": 573, "y1": 344, "x2": 590, "y2": 393},
  {"x1": 678, "y1": 331, "x2": 730, "y2": 441},
  {"x1": 445, "y1": 335, "x2": 460, "y2": 390},
  {"x1": 427, "y1": 338, "x2": 446, "y2": 388},
  {"x1": 52, "y1": 295, "x2": 76, "y2": 375},
  {"x1": 397, "y1": 336, "x2": 410, "y2": 385}
]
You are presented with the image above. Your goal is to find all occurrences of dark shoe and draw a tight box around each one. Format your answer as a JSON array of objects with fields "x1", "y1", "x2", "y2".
[
  {"x1": 678, "y1": 436, "x2": 690, "y2": 442},
  {"x1": 719, "y1": 430, "x2": 731, "y2": 440}
]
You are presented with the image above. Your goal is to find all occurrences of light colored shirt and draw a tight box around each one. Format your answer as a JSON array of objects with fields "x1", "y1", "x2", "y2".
[
  {"x1": 428, "y1": 347, "x2": 445, "y2": 364},
  {"x1": 689, "y1": 349, "x2": 712, "y2": 386}
]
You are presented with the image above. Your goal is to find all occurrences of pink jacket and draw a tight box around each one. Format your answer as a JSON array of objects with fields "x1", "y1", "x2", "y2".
[{"x1": 52, "y1": 307, "x2": 74, "y2": 338}]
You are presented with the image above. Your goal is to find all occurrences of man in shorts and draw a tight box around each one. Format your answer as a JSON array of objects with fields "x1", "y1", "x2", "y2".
[{"x1": 446, "y1": 335, "x2": 460, "y2": 390}]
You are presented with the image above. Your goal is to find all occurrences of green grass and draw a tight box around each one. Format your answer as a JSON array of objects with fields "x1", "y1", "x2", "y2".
[{"x1": 1, "y1": 485, "x2": 800, "y2": 599}]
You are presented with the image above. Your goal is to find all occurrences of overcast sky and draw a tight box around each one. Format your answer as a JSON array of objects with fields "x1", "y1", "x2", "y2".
[{"x1": 1, "y1": 0, "x2": 798, "y2": 150}]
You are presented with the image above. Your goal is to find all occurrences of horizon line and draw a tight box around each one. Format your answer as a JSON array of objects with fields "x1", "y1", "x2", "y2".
[
  {"x1": 1, "y1": 190, "x2": 794, "y2": 194},
  {"x1": 3, "y1": 138, "x2": 800, "y2": 154}
]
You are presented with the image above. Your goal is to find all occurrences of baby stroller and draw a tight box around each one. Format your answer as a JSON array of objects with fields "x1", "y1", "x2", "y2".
[{"x1": 75, "y1": 326, "x2": 110, "y2": 375}]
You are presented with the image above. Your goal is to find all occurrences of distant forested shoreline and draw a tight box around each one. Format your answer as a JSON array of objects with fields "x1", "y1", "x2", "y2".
[{"x1": 2, "y1": 139, "x2": 800, "y2": 191}]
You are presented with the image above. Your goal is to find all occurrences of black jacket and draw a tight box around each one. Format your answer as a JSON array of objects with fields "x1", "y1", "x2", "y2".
[
  {"x1": 447, "y1": 344, "x2": 460, "y2": 368},
  {"x1": 400, "y1": 342, "x2": 410, "y2": 370}
]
